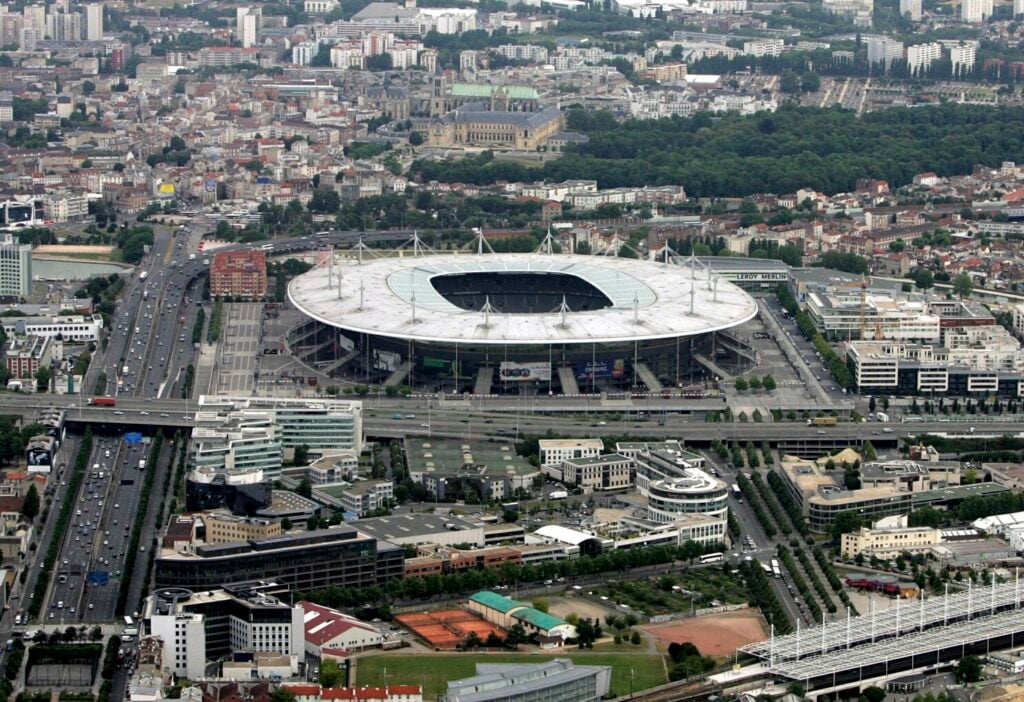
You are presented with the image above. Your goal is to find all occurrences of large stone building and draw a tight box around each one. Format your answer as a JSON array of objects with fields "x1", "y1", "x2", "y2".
[{"x1": 426, "y1": 102, "x2": 563, "y2": 151}]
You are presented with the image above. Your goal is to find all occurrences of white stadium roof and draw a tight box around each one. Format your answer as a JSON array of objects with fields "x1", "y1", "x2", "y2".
[{"x1": 287, "y1": 252, "x2": 757, "y2": 346}]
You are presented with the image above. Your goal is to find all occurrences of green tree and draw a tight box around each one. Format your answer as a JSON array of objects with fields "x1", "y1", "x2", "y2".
[
  {"x1": 35, "y1": 366, "x2": 50, "y2": 391},
  {"x1": 505, "y1": 623, "x2": 528, "y2": 649},
  {"x1": 319, "y1": 658, "x2": 343, "y2": 687},
  {"x1": 913, "y1": 268, "x2": 934, "y2": 289},
  {"x1": 409, "y1": 131, "x2": 424, "y2": 146},
  {"x1": 762, "y1": 375, "x2": 776, "y2": 392},
  {"x1": 270, "y1": 689, "x2": 297, "y2": 702},
  {"x1": 532, "y1": 597, "x2": 549, "y2": 613},
  {"x1": 780, "y1": 69, "x2": 800, "y2": 93},
  {"x1": 296, "y1": 478, "x2": 313, "y2": 498},
  {"x1": 20, "y1": 483, "x2": 39, "y2": 521},
  {"x1": 293, "y1": 446, "x2": 310, "y2": 467},
  {"x1": 502, "y1": 510, "x2": 518, "y2": 523},
  {"x1": 953, "y1": 273, "x2": 973, "y2": 299},
  {"x1": 954, "y1": 655, "x2": 982, "y2": 683},
  {"x1": 861, "y1": 686, "x2": 886, "y2": 702},
  {"x1": 829, "y1": 511, "x2": 863, "y2": 540},
  {"x1": 800, "y1": 71, "x2": 821, "y2": 93},
  {"x1": 734, "y1": 377, "x2": 748, "y2": 392}
]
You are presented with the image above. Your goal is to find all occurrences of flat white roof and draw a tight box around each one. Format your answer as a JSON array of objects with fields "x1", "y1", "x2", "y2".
[{"x1": 288, "y1": 252, "x2": 757, "y2": 346}]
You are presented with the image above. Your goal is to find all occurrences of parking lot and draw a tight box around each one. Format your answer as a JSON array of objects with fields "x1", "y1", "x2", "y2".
[{"x1": 214, "y1": 302, "x2": 262, "y2": 395}]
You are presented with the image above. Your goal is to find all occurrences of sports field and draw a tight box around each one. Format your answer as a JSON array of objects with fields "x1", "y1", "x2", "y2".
[
  {"x1": 642, "y1": 608, "x2": 766, "y2": 658},
  {"x1": 356, "y1": 651, "x2": 668, "y2": 699}
]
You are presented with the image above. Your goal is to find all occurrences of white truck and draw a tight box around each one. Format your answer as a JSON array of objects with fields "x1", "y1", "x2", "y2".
[
  {"x1": 549, "y1": 490, "x2": 569, "y2": 500},
  {"x1": 875, "y1": 412, "x2": 889, "y2": 423}
]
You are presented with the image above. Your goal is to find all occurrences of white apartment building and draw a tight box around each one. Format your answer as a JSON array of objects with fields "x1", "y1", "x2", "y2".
[
  {"x1": 146, "y1": 587, "x2": 304, "y2": 680},
  {"x1": 899, "y1": 0, "x2": 921, "y2": 19},
  {"x1": 82, "y1": 3, "x2": 102, "y2": 41},
  {"x1": 304, "y1": 0, "x2": 338, "y2": 13},
  {"x1": 149, "y1": 612, "x2": 206, "y2": 679},
  {"x1": 742, "y1": 38, "x2": 783, "y2": 57},
  {"x1": 236, "y1": 6, "x2": 261, "y2": 48},
  {"x1": 292, "y1": 40, "x2": 319, "y2": 66},
  {"x1": 0, "y1": 234, "x2": 31, "y2": 297},
  {"x1": 866, "y1": 37, "x2": 904, "y2": 70},
  {"x1": 495, "y1": 43, "x2": 549, "y2": 63},
  {"x1": 390, "y1": 39, "x2": 421, "y2": 69},
  {"x1": 951, "y1": 43, "x2": 976, "y2": 74},
  {"x1": 330, "y1": 41, "x2": 363, "y2": 68},
  {"x1": 907, "y1": 42, "x2": 942, "y2": 74},
  {"x1": 961, "y1": 0, "x2": 992, "y2": 22},
  {"x1": 1016, "y1": 0, "x2": 1024, "y2": 17}
]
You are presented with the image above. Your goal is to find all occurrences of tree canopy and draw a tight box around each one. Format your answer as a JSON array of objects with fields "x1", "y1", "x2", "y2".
[{"x1": 411, "y1": 104, "x2": 1024, "y2": 197}]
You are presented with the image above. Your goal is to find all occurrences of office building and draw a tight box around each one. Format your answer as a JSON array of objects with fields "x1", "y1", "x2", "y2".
[
  {"x1": 154, "y1": 525, "x2": 405, "y2": 591},
  {"x1": 0, "y1": 315, "x2": 102, "y2": 342},
  {"x1": 196, "y1": 395, "x2": 364, "y2": 460},
  {"x1": 561, "y1": 454, "x2": 634, "y2": 492},
  {"x1": 210, "y1": 250, "x2": 267, "y2": 299},
  {"x1": 899, "y1": 0, "x2": 921, "y2": 19},
  {"x1": 841, "y1": 518, "x2": 942, "y2": 559},
  {"x1": 353, "y1": 513, "x2": 485, "y2": 549},
  {"x1": 4, "y1": 334, "x2": 50, "y2": 379},
  {"x1": 538, "y1": 438, "x2": 602, "y2": 470},
  {"x1": 338, "y1": 479, "x2": 394, "y2": 516},
  {"x1": 440, "y1": 659, "x2": 611, "y2": 702},
  {"x1": 961, "y1": 0, "x2": 991, "y2": 22},
  {"x1": 82, "y1": 3, "x2": 102, "y2": 41},
  {"x1": 146, "y1": 584, "x2": 304, "y2": 679},
  {"x1": 0, "y1": 234, "x2": 31, "y2": 298},
  {"x1": 404, "y1": 439, "x2": 540, "y2": 502}
]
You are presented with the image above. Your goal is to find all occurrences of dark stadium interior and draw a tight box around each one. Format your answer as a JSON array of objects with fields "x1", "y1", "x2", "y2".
[{"x1": 429, "y1": 272, "x2": 613, "y2": 313}]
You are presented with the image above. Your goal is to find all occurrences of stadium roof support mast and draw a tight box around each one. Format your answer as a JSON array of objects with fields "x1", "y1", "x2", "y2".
[
  {"x1": 465, "y1": 230, "x2": 496, "y2": 256},
  {"x1": 688, "y1": 254, "x2": 696, "y2": 315},
  {"x1": 536, "y1": 226, "x2": 558, "y2": 255},
  {"x1": 556, "y1": 296, "x2": 571, "y2": 329},
  {"x1": 480, "y1": 295, "x2": 497, "y2": 328}
]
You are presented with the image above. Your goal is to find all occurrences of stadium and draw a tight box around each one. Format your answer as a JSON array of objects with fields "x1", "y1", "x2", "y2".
[{"x1": 287, "y1": 249, "x2": 758, "y2": 394}]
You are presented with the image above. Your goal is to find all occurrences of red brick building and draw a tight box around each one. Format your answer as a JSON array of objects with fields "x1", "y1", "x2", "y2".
[{"x1": 210, "y1": 250, "x2": 267, "y2": 299}]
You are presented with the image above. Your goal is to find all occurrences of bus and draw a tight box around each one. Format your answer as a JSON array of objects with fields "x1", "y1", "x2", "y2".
[
  {"x1": 123, "y1": 616, "x2": 134, "y2": 628},
  {"x1": 699, "y1": 552, "x2": 724, "y2": 565},
  {"x1": 771, "y1": 559, "x2": 782, "y2": 579},
  {"x1": 731, "y1": 484, "x2": 742, "y2": 501}
]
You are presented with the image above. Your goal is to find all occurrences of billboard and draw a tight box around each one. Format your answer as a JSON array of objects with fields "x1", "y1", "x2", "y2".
[
  {"x1": 158, "y1": 183, "x2": 176, "y2": 194},
  {"x1": 499, "y1": 362, "x2": 552, "y2": 382},
  {"x1": 575, "y1": 358, "x2": 626, "y2": 380}
]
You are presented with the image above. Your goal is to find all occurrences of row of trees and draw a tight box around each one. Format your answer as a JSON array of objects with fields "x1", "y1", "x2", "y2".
[
  {"x1": 777, "y1": 284, "x2": 855, "y2": 389},
  {"x1": 299, "y1": 540, "x2": 719, "y2": 609},
  {"x1": 777, "y1": 544, "x2": 824, "y2": 622},
  {"x1": 735, "y1": 472, "x2": 778, "y2": 539},
  {"x1": 740, "y1": 560, "x2": 792, "y2": 635}
]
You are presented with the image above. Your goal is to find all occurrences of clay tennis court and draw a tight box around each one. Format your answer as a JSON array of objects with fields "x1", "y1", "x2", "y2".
[
  {"x1": 396, "y1": 609, "x2": 504, "y2": 650},
  {"x1": 641, "y1": 609, "x2": 767, "y2": 658}
]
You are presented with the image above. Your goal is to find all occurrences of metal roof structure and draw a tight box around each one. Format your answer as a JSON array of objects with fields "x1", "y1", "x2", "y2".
[
  {"x1": 741, "y1": 577, "x2": 1024, "y2": 664},
  {"x1": 288, "y1": 250, "x2": 757, "y2": 346},
  {"x1": 771, "y1": 607, "x2": 1024, "y2": 684}
]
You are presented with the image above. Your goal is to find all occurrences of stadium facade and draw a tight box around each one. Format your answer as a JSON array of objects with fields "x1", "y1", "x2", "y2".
[{"x1": 287, "y1": 250, "x2": 758, "y2": 394}]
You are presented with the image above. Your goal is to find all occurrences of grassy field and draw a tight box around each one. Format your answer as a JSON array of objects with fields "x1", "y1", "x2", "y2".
[
  {"x1": 356, "y1": 651, "x2": 667, "y2": 699},
  {"x1": 313, "y1": 484, "x2": 349, "y2": 499},
  {"x1": 595, "y1": 570, "x2": 749, "y2": 615}
]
